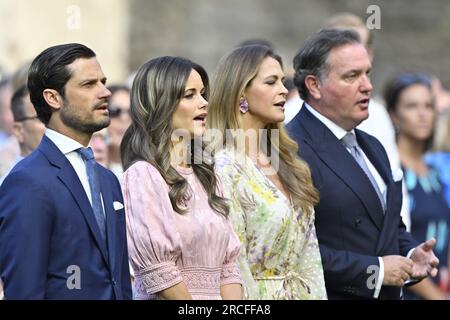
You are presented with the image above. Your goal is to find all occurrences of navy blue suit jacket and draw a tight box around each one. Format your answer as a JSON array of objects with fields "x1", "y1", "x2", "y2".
[
  {"x1": 0, "y1": 135, "x2": 132, "y2": 299},
  {"x1": 287, "y1": 106, "x2": 417, "y2": 299}
]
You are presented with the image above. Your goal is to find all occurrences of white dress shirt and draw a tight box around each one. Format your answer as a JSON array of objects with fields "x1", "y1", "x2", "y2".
[
  {"x1": 284, "y1": 95, "x2": 303, "y2": 125},
  {"x1": 304, "y1": 103, "x2": 387, "y2": 298},
  {"x1": 45, "y1": 129, "x2": 105, "y2": 213}
]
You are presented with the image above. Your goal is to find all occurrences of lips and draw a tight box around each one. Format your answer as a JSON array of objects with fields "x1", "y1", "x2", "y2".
[
  {"x1": 357, "y1": 98, "x2": 370, "y2": 107},
  {"x1": 95, "y1": 102, "x2": 109, "y2": 111},
  {"x1": 193, "y1": 113, "x2": 207, "y2": 122},
  {"x1": 274, "y1": 101, "x2": 286, "y2": 109}
]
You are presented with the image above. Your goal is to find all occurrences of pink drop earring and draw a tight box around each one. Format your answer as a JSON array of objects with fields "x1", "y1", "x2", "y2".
[{"x1": 239, "y1": 98, "x2": 249, "y2": 114}]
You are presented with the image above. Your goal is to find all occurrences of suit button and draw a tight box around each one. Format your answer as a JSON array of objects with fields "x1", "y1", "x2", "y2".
[
  {"x1": 354, "y1": 218, "x2": 361, "y2": 227},
  {"x1": 111, "y1": 279, "x2": 117, "y2": 286}
]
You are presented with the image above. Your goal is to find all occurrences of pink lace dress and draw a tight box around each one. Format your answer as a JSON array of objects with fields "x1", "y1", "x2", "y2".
[{"x1": 121, "y1": 161, "x2": 242, "y2": 299}]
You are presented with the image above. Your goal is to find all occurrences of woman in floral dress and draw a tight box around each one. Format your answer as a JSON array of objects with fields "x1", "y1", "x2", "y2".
[{"x1": 207, "y1": 45, "x2": 327, "y2": 299}]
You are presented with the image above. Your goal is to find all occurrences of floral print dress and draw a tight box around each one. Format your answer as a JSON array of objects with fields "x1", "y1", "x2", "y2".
[{"x1": 215, "y1": 149, "x2": 327, "y2": 300}]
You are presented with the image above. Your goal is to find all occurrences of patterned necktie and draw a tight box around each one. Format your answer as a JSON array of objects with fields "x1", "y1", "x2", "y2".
[
  {"x1": 341, "y1": 132, "x2": 386, "y2": 213},
  {"x1": 77, "y1": 147, "x2": 107, "y2": 245}
]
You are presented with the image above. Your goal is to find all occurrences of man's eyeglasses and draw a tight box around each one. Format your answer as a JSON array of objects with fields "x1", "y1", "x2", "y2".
[
  {"x1": 108, "y1": 105, "x2": 131, "y2": 118},
  {"x1": 16, "y1": 115, "x2": 39, "y2": 122}
]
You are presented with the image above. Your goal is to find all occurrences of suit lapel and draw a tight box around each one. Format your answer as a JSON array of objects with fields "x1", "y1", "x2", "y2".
[
  {"x1": 39, "y1": 136, "x2": 110, "y2": 265},
  {"x1": 357, "y1": 131, "x2": 403, "y2": 253},
  {"x1": 298, "y1": 107, "x2": 384, "y2": 230},
  {"x1": 356, "y1": 130, "x2": 391, "y2": 185}
]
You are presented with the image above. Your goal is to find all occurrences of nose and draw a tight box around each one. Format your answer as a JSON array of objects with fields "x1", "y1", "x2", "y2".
[
  {"x1": 418, "y1": 104, "x2": 434, "y2": 118},
  {"x1": 280, "y1": 82, "x2": 289, "y2": 96},
  {"x1": 101, "y1": 85, "x2": 112, "y2": 100},
  {"x1": 360, "y1": 74, "x2": 373, "y2": 93},
  {"x1": 199, "y1": 94, "x2": 208, "y2": 109}
]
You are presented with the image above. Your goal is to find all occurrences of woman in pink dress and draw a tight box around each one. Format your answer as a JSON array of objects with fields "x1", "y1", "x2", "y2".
[{"x1": 120, "y1": 56, "x2": 243, "y2": 300}]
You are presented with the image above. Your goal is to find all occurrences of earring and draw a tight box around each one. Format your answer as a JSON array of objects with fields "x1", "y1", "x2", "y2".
[{"x1": 239, "y1": 98, "x2": 249, "y2": 114}]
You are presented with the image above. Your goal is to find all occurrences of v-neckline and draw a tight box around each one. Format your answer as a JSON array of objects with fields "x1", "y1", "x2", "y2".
[{"x1": 242, "y1": 152, "x2": 293, "y2": 207}]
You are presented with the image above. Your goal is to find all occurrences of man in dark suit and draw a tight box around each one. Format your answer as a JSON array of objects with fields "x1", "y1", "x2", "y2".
[
  {"x1": 0, "y1": 43, "x2": 132, "y2": 299},
  {"x1": 287, "y1": 29, "x2": 439, "y2": 299}
]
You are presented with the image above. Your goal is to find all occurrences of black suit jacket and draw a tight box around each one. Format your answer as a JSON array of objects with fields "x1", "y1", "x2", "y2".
[{"x1": 287, "y1": 105, "x2": 417, "y2": 299}]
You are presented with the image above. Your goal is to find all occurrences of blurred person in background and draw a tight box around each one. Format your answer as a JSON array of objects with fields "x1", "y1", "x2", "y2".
[
  {"x1": 106, "y1": 85, "x2": 131, "y2": 178},
  {"x1": 11, "y1": 62, "x2": 32, "y2": 93},
  {"x1": 0, "y1": 78, "x2": 14, "y2": 144},
  {"x1": 0, "y1": 62, "x2": 40, "y2": 184},
  {"x1": 0, "y1": 78, "x2": 19, "y2": 177},
  {"x1": 0, "y1": 85, "x2": 45, "y2": 185},
  {"x1": 386, "y1": 73, "x2": 449, "y2": 299},
  {"x1": 427, "y1": 109, "x2": 450, "y2": 297},
  {"x1": 427, "y1": 109, "x2": 450, "y2": 208},
  {"x1": 90, "y1": 128, "x2": 109, "y2": 168},
  {"x1": 431, "y1": 77, "x2": 450, "y2": 114}
]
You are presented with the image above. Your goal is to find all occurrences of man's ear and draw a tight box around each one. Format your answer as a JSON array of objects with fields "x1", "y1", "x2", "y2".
[
  {"x1": 42, "y1": 89, "x2": 63, "y2": 111},
  {"x1": 305, "y1": 75, "x2": 321, "y2": 100},
  {"x1": 12, "y1": 122, "x2": 25, "y2": 143}
]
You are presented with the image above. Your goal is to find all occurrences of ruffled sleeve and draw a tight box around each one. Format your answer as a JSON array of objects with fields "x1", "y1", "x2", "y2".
[
  {"x1": 218, "y1": 176, "x2": 243, "y2": 287},
  {"x1": 121, "y1": 161, "x2": 183, "y2": 295}
]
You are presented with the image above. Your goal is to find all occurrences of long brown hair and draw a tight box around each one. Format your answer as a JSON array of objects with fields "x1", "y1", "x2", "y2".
[
  {"x1": 207, "y1": 45, "x2": 319, "y2": 214},
  {"x1": 121, "y1": 56, "x2": 229, "y2": 216}
]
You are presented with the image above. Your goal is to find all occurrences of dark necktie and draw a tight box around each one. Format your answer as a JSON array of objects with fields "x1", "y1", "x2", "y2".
[
  {"x1": 77, "y1": 147, "x2": 107, "y2": 244},
  {"x1": 341, "y1": 132, "x2": 386, "y2": 213}
]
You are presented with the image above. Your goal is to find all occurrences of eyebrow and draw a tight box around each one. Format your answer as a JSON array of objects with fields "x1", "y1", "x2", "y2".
[
  {"x1": 344, "y1": 68, "x2": 371, "y2": 75},
  {"x1": 79, "y1": 77, "x2": 107, "y2": 86},
  {"x1": 184, "y1": 87, "x2": 205, "y2": 93},
  {"x1": 264, "y1": 74, "x2": 285, "y2": 80}
]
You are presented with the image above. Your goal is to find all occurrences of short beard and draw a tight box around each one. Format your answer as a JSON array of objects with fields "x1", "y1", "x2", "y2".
[{"x1": 60, "y1": 101, "x2": 110, "y2": 134}]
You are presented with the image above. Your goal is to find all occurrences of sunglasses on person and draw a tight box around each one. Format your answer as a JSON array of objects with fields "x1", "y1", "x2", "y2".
[{"x1": 108, "y1": 105, "x2": 131, "y2": 118}]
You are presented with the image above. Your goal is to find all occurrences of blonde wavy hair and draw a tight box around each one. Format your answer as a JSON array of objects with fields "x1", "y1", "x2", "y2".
[{"x1": 207, "y1": 45, "x2": 319, "y2": 213}]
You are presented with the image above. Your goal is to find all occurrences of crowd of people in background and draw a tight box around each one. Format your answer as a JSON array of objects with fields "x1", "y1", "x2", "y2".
[{"x1": 0, "y1": 12, "x2": 449, "y2": 300}]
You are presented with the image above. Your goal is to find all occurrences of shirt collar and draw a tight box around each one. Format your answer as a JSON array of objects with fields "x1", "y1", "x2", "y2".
[
  {"x1": 304, "y1": 103, "x2": 354, "y2": 140},
  {"x1": 45, "y1": 128, "x2": 84, "y2": 155}
]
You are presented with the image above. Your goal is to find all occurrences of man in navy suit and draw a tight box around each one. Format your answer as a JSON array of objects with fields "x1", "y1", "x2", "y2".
[
  {"x1": 0, "y1": 43, "x2": 132, "y2": 299},
  {"x1": 287, "y1": 29, "x2": 439, "y2": 299}
]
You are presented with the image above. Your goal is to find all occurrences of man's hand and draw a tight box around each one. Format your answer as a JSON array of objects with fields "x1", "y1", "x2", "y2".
[
  {"x1": 410, "y1": 238, "x2": 439, "y2": 280},
  {"x1": 382, "y1": 255, "x2": 413, "y2": 287}
]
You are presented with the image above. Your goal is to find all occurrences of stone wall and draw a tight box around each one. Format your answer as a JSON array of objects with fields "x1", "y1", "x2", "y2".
[
  {"x1": 1, "y1": 0, "x2": 449, "y2": 93},
  {"x1": 129, "y1": 0, "x2": 450, "y2": 94},
  {"x1": 0, "y1": 0, "x2": 129, "y2": 84}
]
